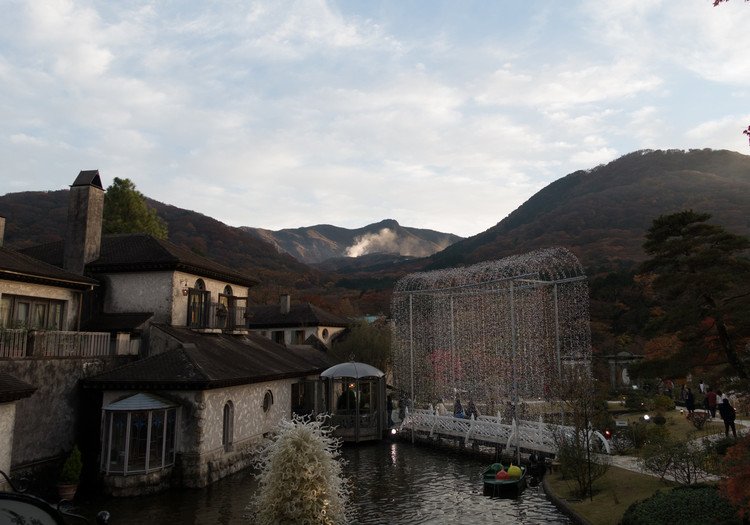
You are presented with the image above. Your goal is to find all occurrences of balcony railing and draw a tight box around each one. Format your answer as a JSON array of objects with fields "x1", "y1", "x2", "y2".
[
  {"x1": 187, "y1": 299, "x2": 248, "y2": 331},
  {"x1": 0, "y1": 329, "x2": 111, "y2": 358}
]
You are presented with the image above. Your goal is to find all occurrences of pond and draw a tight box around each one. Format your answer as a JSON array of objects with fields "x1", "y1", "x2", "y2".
[{"x1": 77, "y1": 441, "x2": 570, "y2": 524}]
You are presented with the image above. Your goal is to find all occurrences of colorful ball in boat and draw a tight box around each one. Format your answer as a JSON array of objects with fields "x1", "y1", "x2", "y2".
[
  {"x1": 507, "y1": 465, "x2": 522, "y2": 479},
  {"x1": 495, "y1": 469, "x2": 509, "y2": 480},
  {"x1": 490, "y1": 463, "x2": 503, "y2": 472}
]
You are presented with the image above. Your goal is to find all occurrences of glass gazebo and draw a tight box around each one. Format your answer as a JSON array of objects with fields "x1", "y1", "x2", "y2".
[{"x1": 321, "y1": 362, "x2": 387, "y2": 442}]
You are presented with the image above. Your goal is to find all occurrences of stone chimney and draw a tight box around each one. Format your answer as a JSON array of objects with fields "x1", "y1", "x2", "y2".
[
  {"x1": 64, "y1": 170, "x2": 104, "y2": 275},
  {"x1": 280, "y1": 294, "x2": 291, "y2": 315},
  {"x1": 0, "y1": 215, "x2": 5, "y2": 248}
]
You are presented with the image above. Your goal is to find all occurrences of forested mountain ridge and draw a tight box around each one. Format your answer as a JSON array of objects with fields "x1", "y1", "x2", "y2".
[
  {"x1": 243, "y1": 219, "x2": 462, "y2": 264},
  {"x1": 0, "y1": 190, "x2": 317, "y2": 289},
  {"x1": 426, "y1": 149, "x2": 750, "y2": 271}
]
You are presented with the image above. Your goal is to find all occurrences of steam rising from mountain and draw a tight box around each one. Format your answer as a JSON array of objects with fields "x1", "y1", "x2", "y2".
[{"x1": 346, "y1": 228, "x2": 451, "y2": 258}]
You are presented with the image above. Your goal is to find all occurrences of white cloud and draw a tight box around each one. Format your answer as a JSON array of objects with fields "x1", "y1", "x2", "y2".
[{"x1": 0, "y1": 0, "x2": 748, "y2": 239}]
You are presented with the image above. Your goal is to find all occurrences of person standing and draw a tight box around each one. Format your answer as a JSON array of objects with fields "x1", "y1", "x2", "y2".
[
  {"x1": 685, "y1": 387, "x2": 695, "y2": 415},
  {"x1": 707, "y1": 388, "x2": 718, "y2": 419},
  {"x1": 453, "y1": 396, "x2": 465, "y2": 418},
  {"x1": 680, "y1": 384, "x2": 687, "y2": 403},
  {"x1": 699, "y1": 379, "x2": 706, "y2": 394},
  {"x1": 466, "y1": 399, "x2": 480, "y2": 419},
  {"x1": 719, "y1": 397, "x2": 737, "y2": 438}
]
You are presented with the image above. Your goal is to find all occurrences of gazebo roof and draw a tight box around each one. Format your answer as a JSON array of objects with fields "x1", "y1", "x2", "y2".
[
  {"x1": 321, "y1": 361, "x2": 384, "y2": 379},
  {"x1": 104, "y1": 393, "x2": 177, "y2": 411}
]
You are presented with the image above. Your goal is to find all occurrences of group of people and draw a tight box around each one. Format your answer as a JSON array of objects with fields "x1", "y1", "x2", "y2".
[{"x1": 682, "y1": 380, "x2": 737, "y2": 438}]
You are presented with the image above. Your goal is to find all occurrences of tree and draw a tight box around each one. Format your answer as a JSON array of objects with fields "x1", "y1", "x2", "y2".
[
  {"x1": 103, "y1": 178, "x2": 168, "y2": 239},
  {"x1": 551, "y1": 371, "x2": 610, "y2": 500},
  {"x1": 720, "y1": 435, "x2": 750, "y2": 521},
  {"x1": 640, "y1": 211, "x2": 750, "y2": 379},
  {"x1": 330, "y1": 319, "x2": 392, "y2": 374}
]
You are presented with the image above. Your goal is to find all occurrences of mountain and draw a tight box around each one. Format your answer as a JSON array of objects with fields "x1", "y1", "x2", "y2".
[
  {"x1": 242, "y1": 219, "x2": 462, "y2": 264},
  {"x1": 426, "y1": 149, "x2": 750, "y2": 271},
  {"x1": 0, "y1": 190, "x2": 317, "y2": 288}
]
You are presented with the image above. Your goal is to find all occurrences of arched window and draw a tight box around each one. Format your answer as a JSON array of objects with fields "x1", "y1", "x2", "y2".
[
  {"x1": 223, "y1": 285, "x2": 233, "y2": 296},
  {"x1": 222, "y1": 401, "x2": 234, "y2": 452},
  {"x1": 322, "y1": 328, "x2": 329, "y2": 339},
  {"x1": 263, "y1": 390, "x2": 274, "y2": 413},
  {"x1": 194, "y1": 279, "x2": 205, "y2": 290}
]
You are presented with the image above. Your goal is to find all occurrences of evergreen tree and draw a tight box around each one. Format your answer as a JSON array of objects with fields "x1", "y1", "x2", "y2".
[
  {"x1": 103, "y1": 178, "x2": 168, "y2": 239},
  {"x1": 641, "y1": 210, "x2": 750, "y2": 379}
]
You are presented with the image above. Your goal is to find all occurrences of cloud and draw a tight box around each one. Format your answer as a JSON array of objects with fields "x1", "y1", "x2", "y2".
[{"x1": 0, "y1": 1, "x2": 748, "y2": 239}]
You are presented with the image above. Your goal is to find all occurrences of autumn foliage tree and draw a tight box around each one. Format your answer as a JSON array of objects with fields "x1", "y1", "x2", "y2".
[
  {"x1": 640, "y1": 211, "x2": 750, "y2": 379},
  {"x1": 720, "y1": 435, "x2": 750, "y2": 521}
]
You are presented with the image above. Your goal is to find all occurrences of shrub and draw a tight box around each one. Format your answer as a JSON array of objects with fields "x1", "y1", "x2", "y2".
[
  {"x1": 625, "y1": 390, "x2": 650, "y2": 411},
  {"x1": 621, "y1": 485, "x2": 741, "y2": 525},
  {"x1": 640, "y1": 438, "x2": 717, "y2": 484},
  {"x1": 652, "y1": 395, "x2": 675, "y2": 413},
  {"x1": 249, "y1": 415, "x2": 349, "y2": 525},
  {"x1": 652, "y1": 415, "x2": 667, "y2": 426},
  {"x1": 687, "y1": 412, "x2": 709, "y2": 430},
  {"x1": 59, "y1": 446, "x2": 82, "y2": 484}
]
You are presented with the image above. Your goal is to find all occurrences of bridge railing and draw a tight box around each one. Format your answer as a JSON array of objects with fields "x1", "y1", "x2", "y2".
[{"x1": 401, "y1": 407, "x2": 610, "y2": 455}]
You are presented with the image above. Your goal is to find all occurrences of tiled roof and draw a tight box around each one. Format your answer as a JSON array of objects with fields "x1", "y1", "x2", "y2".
[
  {"x1": 0, "y1": 372, "x2": 36, "y2": 403},
  {"x1": 81, "y1": 312, "x2": 153, "y2": 333},
  {"x1": 21, "y1": 233, "x2": 258, "y2": 287},
  {"x1": 246, "y1": 303, "x2": 349, "y2": 329},
  {"x1": 0, "y1": 247, "x2": 97, "y2": 289},
  {"x1": 83, "y1": 325, "x2": 339, "y2": 390}
]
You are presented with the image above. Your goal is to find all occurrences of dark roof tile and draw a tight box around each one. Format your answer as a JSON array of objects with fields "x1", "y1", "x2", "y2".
[
  {"x1": 0, "y1": 247, "x2": 97, "y2": 288},
  {"x1": 21, "y1": 234, "x2": 258, "y2": 287},
  {"x1": 0, "y1": 372, "x2": 36, "y2": 403},
  {"x1": 83, "y1": 325, "x2": 339, "y2": 390},
  {"x1": 246, "y1": 303, "x2": 349, "y2": 328}
]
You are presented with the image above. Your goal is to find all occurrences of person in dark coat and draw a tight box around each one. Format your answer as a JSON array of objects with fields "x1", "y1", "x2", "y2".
[
  {"x1": 465, "y1": 399, "x2": 480, "y2": 419},
  {"x1": 719, "y1": 397, "x2": 737, "y2": 438},
  {"x1": 453, "y1": 396, "x2": 465, "y2": 418},
  {"x1": 685, "y1": 387, "x2": 695, "y2": 414}
]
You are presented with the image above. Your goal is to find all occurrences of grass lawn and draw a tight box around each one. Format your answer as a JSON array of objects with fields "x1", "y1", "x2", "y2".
[
  {"x1": 611, "y1": 409, "x2": 729, "y2": 443},
  {"x1": 546, "y1": 466, "x2": 676, "y2": 525}
]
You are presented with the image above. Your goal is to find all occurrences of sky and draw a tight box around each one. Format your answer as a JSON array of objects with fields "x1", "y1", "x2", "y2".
[{"x1": 1, "y1": 0, "x2": 749, "y2": 238}]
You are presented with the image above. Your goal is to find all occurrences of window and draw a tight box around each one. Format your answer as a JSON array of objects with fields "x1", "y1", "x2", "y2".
[
  {"x1": 263, "y1": 390, "x2": 274, "y2": 413},
  {"x1": 322, "y1": 328, "x2": 329, "y2": 339},
  {"x1": 273, "y1": 331, "x2": 285, "y2": 344},
  {"x1": 101, "y1": 394, "x2": 178, "y2": 475},
  {"x1": 222, "y1": 401, "x2": 234, "y2": 452},
  {"x1": 0, "y1": 294, "x2": 65, "y2": 329},
  {"x1": 294, "y1": 330, "x2": 305, "y2": 344},
  {"x1": 223, "y1": 285, "x2": 233, "y2": 296}
]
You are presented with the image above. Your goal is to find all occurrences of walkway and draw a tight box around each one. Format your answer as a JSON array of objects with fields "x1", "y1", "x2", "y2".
[{"x1": 400, "y1": 407, "x2": 611, "y2": 455}]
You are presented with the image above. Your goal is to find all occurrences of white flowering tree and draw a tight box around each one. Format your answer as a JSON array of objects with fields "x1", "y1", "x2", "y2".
[{"x1": 249, "y1": 415, "x2": 350, "y2": 525}]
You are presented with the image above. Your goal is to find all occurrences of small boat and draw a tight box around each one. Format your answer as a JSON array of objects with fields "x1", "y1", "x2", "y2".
[{"x1": 482, "y1": 463, "x2": 527, "y2": 497}]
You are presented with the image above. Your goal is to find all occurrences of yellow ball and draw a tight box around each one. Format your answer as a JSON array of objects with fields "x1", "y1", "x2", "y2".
[{"x1": 507, "y1": 465, "x2": 522, "y2": 479}]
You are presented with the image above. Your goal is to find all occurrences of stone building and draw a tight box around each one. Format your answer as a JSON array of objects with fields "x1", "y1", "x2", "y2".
[
  {"x1": 1, "y1": 170, "x2": 341, "y2": 495},
  {"x1": 247, "y1": 294, "x2": 348, "y2": 348}
]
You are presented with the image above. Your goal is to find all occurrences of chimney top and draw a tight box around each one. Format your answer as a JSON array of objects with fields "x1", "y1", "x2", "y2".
[
  {"x1": 71, "y1": 170, "x2": 103, "y2": 190},
  {"x1": 280, "y1": 294, "x2": 291, "y2": 315}
]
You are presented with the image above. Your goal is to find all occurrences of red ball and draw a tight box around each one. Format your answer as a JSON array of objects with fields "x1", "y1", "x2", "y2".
[{"x1": 496, "y1": 469, "x2": 509, "y2": 480}]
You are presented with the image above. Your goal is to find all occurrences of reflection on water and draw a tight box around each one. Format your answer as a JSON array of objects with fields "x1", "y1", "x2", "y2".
[{"x1": 79, "y1": 441, "x2": 569, "y2": 524}]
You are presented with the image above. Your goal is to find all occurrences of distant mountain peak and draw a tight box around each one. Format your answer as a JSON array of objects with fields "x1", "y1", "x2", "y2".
[{"x1": 242, "y1": 220, "x2": 462, "y2": 264}]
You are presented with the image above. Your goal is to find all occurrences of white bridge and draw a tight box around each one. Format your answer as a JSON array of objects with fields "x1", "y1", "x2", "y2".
[{"x1": 401, "y1": 407, "x2": 610, "y2": 456}]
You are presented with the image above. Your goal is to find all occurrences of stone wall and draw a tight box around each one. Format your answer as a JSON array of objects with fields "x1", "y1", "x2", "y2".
[
  {"x1": 0, "y1": 402, "x2": 15, "y2": 490},
  {"x1": 0, "y1": 356, "x2": 135, "y2": 471}
]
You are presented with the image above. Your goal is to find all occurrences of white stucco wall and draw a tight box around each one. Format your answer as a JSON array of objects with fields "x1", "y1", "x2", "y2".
[
  {"x1": 0, "y1": 402, "x2": 16, "y2": 488},
  {"x1": 251, "y1": 325, "x2": 345, "y2": 348},
  {"x1": 171, "y1": 272, "x2": 250, "y2": 326},
  {"x1": 199, "y1": 380, "x2": 292, "y2": 455},
  {"x1": 102, "y1": 272, "x2": 175, "y2": 323},
  {"x1": 0, "y1": 279, "x2": 83, "y2": 330}
]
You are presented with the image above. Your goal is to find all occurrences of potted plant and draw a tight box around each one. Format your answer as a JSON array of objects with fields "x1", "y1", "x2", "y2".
[{"x1": 57, "y1": 445, "x2": 82, "y2": 501}]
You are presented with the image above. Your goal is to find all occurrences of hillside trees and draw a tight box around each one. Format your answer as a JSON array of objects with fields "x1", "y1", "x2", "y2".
[
  {"x1": 330, "y1": 319, "x2": 392, "y2": 374},
  {"x1": 640, "y1": 211, "x2": 750, "y2": 379},
  {"x1": 103, "y1": 178, "x2": 168, "y2": 239}
]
